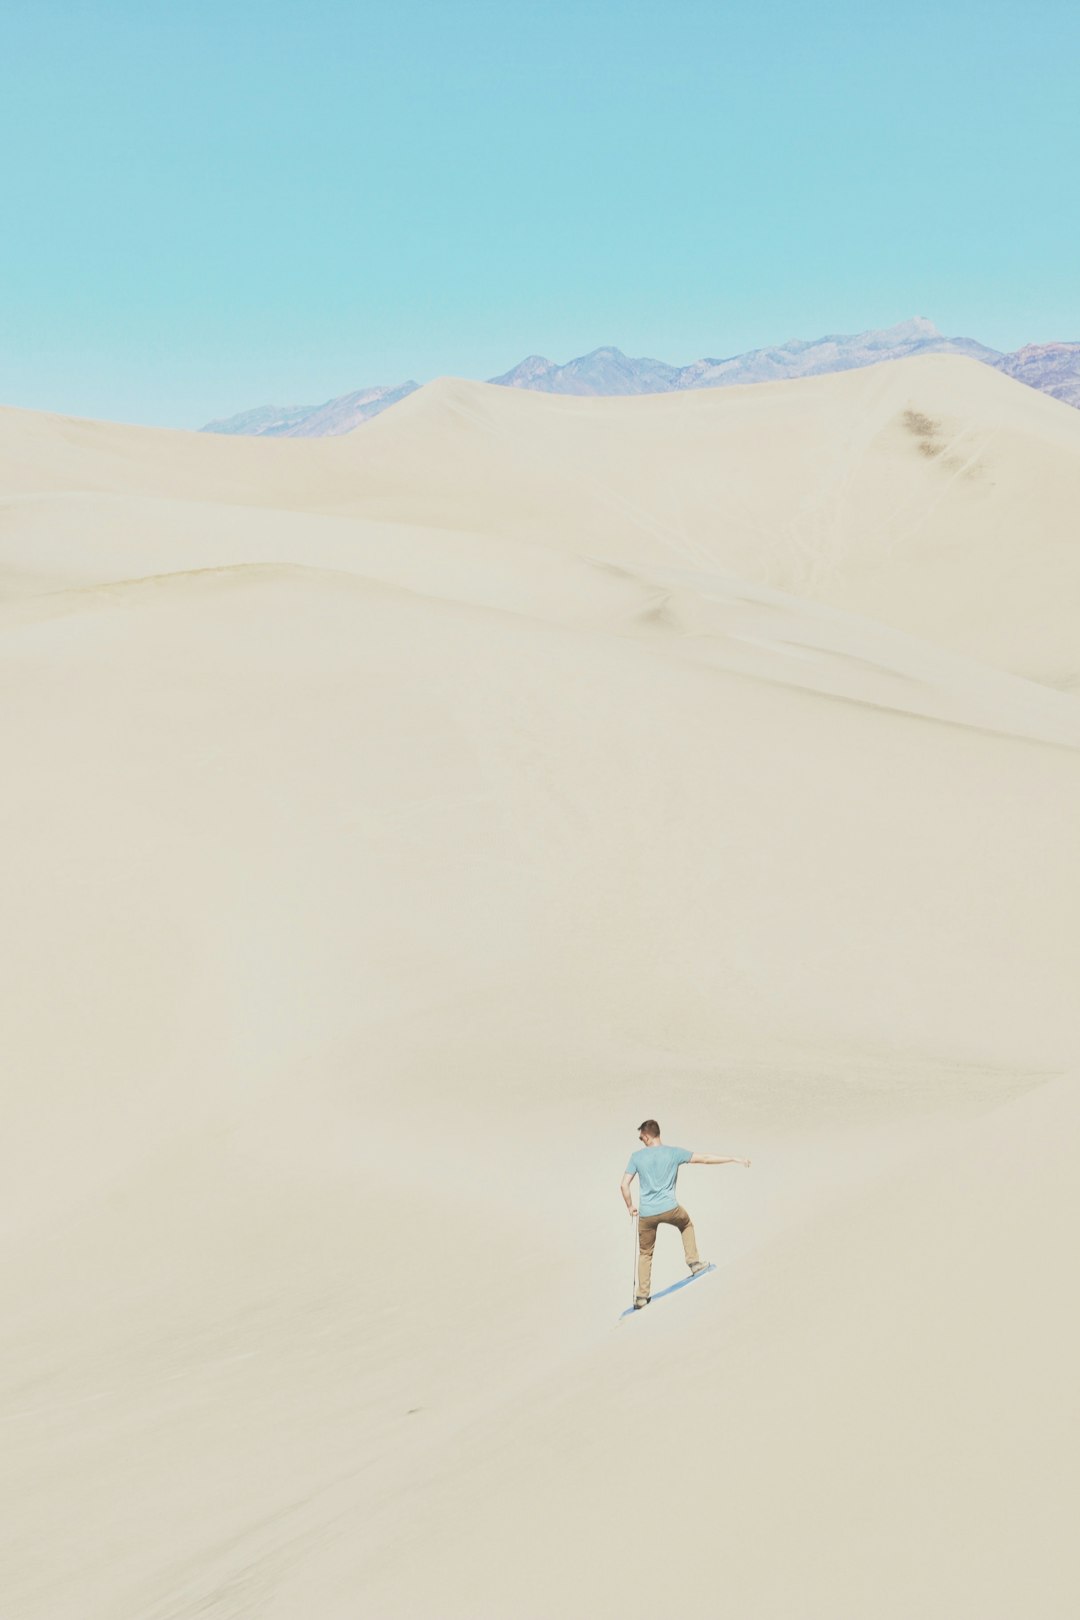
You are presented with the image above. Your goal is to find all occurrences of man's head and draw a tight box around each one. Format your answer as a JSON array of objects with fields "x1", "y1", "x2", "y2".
[{"x1": 638, "y1": 1118, "x2": 661, "y2": 1145}]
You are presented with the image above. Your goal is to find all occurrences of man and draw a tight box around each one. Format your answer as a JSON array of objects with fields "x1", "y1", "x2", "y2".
[{"x1": 621, "y1": 1118, "x2": 750, "y2": 1309}]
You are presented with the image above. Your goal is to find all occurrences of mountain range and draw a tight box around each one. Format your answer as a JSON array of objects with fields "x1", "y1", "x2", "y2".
[{"x1": 201, "y1": 317, "x2": 1080, "y2": 436}]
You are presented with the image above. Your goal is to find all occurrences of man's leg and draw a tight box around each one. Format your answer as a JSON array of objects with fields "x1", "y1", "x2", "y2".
[
  {"x1": 668, "y1": 1204, "x2": 702, "y2": 1271},
  {"x1": 637, "y1": 1215, "x2": 659, "y2": 1304}
]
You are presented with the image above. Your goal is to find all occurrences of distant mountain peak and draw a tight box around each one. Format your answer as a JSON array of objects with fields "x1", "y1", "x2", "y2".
[
  {"x1": 203, "y1": 381, "x2": 418, "y2": 438},
  {"x1": 994, "y1": 341, "x2": 1080, "y2": 409},
  {"x1": 887, "y1": 315, "x2": 942, "y2": 339},
  {"x1": 489, "y1": 354, "x2": 556, "y2": 388},
  {"x1": 490, "y1": 344, "x2": 681, "y2": 397}
]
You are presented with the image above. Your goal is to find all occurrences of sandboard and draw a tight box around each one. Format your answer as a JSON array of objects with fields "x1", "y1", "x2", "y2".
[{"x1": 620, "y1": 1262, "x2": 716, "y2": 1318}]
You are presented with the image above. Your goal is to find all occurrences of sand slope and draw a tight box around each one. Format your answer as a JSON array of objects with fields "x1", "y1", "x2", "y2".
[{"x1": 1, "y1": 357, "x2": 1078, "y2": 1618}]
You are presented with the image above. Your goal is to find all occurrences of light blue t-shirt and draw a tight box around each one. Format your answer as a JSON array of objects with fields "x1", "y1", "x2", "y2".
[{"x1": 625, "y1": 1144, "x2": 693, "y2": 1215}]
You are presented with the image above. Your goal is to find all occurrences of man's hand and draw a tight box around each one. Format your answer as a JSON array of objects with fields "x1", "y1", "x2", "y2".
[{"x1": 629, "y1": 1205, "x2": 638, "y2": 1218}]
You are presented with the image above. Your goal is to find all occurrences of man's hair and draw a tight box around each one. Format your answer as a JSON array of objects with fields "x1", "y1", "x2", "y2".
[{"x1": 638, "y1": 1118, "x2": 661, "y2": 1137}]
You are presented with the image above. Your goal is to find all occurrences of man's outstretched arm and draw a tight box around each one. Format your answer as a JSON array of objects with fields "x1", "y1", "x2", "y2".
[
  {"x1": 689, "y1": 1153, "x2": 751, "y2": 1167},
  {"x1": 620, "y1": 1172, "x2": 638, "y2": 1215}
]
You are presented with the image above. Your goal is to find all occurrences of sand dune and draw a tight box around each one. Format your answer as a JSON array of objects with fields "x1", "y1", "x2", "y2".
[{"x1": 1, "y1": 356, "x2": 1078, "y2": 1618}]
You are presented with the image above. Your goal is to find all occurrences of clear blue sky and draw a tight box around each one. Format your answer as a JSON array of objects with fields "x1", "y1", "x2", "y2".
[{"x1": 2, "y1": 0, "x2": 1078, "y2": 428}]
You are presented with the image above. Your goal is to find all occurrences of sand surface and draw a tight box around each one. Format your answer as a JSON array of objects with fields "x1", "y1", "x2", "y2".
[{"x1": 2, "y1": 355, "x2": 1078, "y2": 1617}]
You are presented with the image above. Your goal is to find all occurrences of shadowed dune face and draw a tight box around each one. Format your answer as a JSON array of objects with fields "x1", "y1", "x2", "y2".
[{"x1": 1, "y1": 355, "x2": 1079, "y2": 1620}]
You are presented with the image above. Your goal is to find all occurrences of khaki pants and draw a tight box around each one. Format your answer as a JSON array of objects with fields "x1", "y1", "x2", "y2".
[{"x1": 636, "y1": 1204, "x2": 700, "y2": 1304}]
